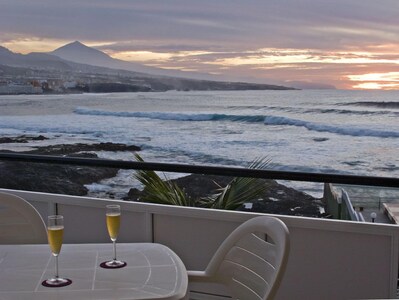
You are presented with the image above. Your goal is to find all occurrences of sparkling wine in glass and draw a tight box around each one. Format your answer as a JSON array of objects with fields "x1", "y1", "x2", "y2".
[
  {"x1": 100, "y1": 204, "x2": 126, "y2": 268},
  {"x1": 42, "y1": 215, "x2": 72, "y2": 287}
]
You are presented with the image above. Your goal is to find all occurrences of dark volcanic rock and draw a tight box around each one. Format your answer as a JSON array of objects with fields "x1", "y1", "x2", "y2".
[
  {"x1": 0, "y1": 135, "x2": 48, "y2": 144},
  {"x1": 123, "y1": 188, "x2": 142, "y2": 201},
  {"x1": 172, "y1": 175, "x2": 231, "y2": 199},
  {"x1": 0, "y1": 161, "x2": 117, "y2": 195},
  {"x1": 0, "y1": 140, "x2": 141, "y2": 196},
  {"x1": 247, "y1": 181, "x2": 323, "y2": 218},
  {"x1": 26, "y1": 142, "x2": 141, "y2": 155}
]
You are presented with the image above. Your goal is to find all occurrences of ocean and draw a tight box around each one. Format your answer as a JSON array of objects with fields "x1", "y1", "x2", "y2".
[{"x1": 1, "y1": 89, "x2": 398, "y2": 199}]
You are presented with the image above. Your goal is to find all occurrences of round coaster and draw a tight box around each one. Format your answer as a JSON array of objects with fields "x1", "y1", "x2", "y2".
[
  {"x1": 100, "y1": 261, "x2": 127, "y2": 269},
  {"x1": 42, "y1": 278, "x2": 72, "y2": 288}
]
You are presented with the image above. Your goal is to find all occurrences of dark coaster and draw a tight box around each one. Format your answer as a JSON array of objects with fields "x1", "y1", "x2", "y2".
[
  {"x1": 100, "y1": 261, "x2": 127, "y2": 269},
  {"x1": 42, "y1": 278, "x2": 72, "y2": 288}
]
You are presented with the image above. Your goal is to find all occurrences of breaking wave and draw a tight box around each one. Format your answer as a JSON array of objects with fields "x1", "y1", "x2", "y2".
[
  {"x1": 341, "y1": 101, "x2": 399, "y2": 109},
  {"x1": 264, "y1": 116, "x2": 399, "y2": 138},
  {"x1": 74, "y1": 107, "x2": 399, "y2": 138},
  {"x1": 73, "y1": 107, "x2": 265, "y2": 122}
]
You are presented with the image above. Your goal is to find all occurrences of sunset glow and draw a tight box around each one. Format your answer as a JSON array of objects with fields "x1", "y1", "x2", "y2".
[
  {"x1": 352, "y1": 82, "x2": 399, "y2": 90},
  {"x1": 348, "y1": 72, "x2": 399, "y2": 82},
  {"x1": 111, "y1": 50, "x2": 213, "y2": 63},
  {"x1": 3, "y1": 38, "x2": 67, "y2": 54},
  {"x1": 112, "y1": 51, "x2": 174, "y2": 62},
  {"x1": 107, "y1": 47, "x2": 399, "y2": 90},
  {"x1": 205, "y1": 49, "x2": 399, "y2": 66},
  {"x1": 348, "y1": 72, "x2": 399, "y2": 90},
  {"x1": 1, "y1": 0, "x2": 398, "y2": 90}
]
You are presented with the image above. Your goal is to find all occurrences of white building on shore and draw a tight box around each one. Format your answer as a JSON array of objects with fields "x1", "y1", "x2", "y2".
[{"x1": 0, "y1": 81, "x2": 43, "y2": 95}]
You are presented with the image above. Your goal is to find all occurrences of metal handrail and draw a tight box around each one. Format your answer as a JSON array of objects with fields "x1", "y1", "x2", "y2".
[{"x1": 1, "y1": 152, "x2": 398, "y2": 188}]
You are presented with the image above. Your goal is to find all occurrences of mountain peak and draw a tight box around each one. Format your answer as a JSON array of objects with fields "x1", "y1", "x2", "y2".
[
  {"x1": 51, "y1": 41, "x2": 112, "y2": 65},
  {"x1": 68, "y1": 41, "x2": 86, "y2": 47},
  {"x1": 53, "y1": 41, "x2": 93, "y2": 52}
]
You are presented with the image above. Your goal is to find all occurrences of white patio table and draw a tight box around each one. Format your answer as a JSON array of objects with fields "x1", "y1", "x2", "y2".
[{"x1": 0, "y1": 243, "x2": 188, "y2": 300}]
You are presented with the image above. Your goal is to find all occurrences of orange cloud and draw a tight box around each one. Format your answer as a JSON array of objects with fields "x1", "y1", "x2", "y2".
[
  {"x1": 348, "y1": 72, "x2": 399, "y2": 82},
  {"x1": 348, "y1": 72, "x2": 399, "y2": 90}
]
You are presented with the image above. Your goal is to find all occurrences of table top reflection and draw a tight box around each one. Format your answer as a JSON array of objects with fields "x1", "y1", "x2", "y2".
[{"x1": 0, "y1": 243, "x2": 188, "y2": 300}]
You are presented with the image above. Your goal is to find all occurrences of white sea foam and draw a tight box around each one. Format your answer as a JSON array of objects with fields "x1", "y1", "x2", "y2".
[{"x1": 84, "y1": 183, "x2": 113, "y2": 192}]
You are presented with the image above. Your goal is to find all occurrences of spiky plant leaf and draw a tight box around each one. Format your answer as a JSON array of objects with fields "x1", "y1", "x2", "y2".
[
  {"x1": 202, "y1": 157, "x2": 271, "y2": 210},
  {"x1": 132, "y1": 153, "x2": 193, "y2": 206}
]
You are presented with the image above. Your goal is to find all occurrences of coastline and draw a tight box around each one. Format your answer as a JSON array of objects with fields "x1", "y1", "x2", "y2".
[{"x1": 0, "y1": 135, "x2": 325, "y2": 218}]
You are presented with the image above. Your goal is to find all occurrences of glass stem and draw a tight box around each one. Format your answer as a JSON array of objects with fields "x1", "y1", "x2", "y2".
[
  {"x1": 55, "y1": 254, "x2": 59, "y2": 279},
  {"x1": 113, "y1": 240, "x2": 117, "y2": 261}
]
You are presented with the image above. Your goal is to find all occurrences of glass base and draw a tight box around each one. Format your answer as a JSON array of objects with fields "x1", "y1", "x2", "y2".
[
  {"x1": 42, "y1": 277, "x2": 72, "y2": 287},
  {"x1": 100, "y1": 260, "x2": 127, "y2": 269}
]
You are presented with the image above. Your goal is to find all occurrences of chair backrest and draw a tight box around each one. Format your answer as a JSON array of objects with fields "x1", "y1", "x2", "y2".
[
  {"x1": 205, "y1": 216, "x2": 290, "y2": 300},
  {"x1": 0, "y1": 192, "x2": 47, "y2": 244}
]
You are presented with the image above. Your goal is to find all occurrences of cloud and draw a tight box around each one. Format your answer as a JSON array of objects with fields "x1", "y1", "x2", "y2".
[
  {"x1": 1, "y1": 0, "x2": 398, "y2": 89},
  {"x1": 96, "y1": 41, "x2": 225, "y2": 53},
  {"x1": 1, "y1": 0, "x2": 398, "y2": 49}
]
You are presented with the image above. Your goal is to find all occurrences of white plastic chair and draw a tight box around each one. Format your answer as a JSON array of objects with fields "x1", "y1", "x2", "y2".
[
  {"x1": 187, "y1": 216, "x2": 290, "y2": 300},
  {"x1": 0, "y1": 192, "x2": 47, "y2": 244}
]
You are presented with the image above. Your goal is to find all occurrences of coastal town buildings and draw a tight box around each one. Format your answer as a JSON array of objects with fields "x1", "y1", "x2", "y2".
[{"x1": 0, "y1": 80, "x2": 43, "y2": 94}]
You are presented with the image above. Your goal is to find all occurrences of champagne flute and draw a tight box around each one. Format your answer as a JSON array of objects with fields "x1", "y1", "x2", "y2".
[
  {"x1": 42, "y1": 215, "x2": 72, "y2": 287},
  {"x1": 100, "y1": 204, "x2": 126, "y2": 268}
]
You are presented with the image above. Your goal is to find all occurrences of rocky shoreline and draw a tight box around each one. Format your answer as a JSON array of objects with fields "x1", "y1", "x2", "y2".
[{"x1": 0, "y1": 135, "x2": 325, "y2": 217}]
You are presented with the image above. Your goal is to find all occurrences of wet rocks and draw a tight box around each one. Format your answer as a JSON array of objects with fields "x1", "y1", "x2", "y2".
[
  {"x1": 26, "y1": 142, "x2": 141, "y2": 155},
  {"x1": 0, "y1": 135, "x2": 48, "y2": 143},
  {"x1": 0, "y1": 160, "x2": 116, "y2": 195},
  {"x1": 0, "y1": 139, "x2": 140, "y2": 196}
]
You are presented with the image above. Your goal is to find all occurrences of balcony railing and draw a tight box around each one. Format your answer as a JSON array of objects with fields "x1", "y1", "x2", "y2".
[
  {"x1": 1, "y1": 152, "x2": 399, "y2": 299},
  {"x1": 1, "y1": 152, "x2": 398, "y2": 187}
]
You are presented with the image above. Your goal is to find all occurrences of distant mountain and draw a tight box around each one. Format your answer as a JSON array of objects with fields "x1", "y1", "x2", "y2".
[
  {"x1": 51, "y1": 41, "x2": 155, "y2": 75},
  {"x1": 51, "y1": 41, "x2": 114, "y2": 66},
  {"x1": 0, "y1": 45, "x2": 147, "y2": 76},
  {"x1": 0, "y1": 43, "x2": 144, "y2": 75},
  {"x1": 50, "y1": 41, "x2": 222, "y2": 80},
  {"x1": 284, "y1": 81, "x2": 336, "y2": 90},
  {"x1": 0, "y1": 46, "x2": 74, "y2": 71},
  {"x1": 0, "y1": 43, "x2": 296, "y2": 92}
]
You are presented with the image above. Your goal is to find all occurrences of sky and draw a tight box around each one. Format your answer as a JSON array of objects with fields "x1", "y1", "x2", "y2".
[{"x1": 1, "y1": 0, "x2": 398, "y2": 90}]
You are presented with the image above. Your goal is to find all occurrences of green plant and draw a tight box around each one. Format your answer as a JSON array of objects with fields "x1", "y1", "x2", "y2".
[
  {"x1": 202, "y1": 158, "x2": 271, "y2": 210},
  {"x1": 133, "y1": 153, "x2": 194, "y2": 206},
  {"x1": 132, "y1": 154, "x2": 270, "y2": 210}
]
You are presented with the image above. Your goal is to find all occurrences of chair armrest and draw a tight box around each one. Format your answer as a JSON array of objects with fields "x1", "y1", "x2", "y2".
[{"x1": 187, "y1": 270, "x2": 213, "y2": 283}]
